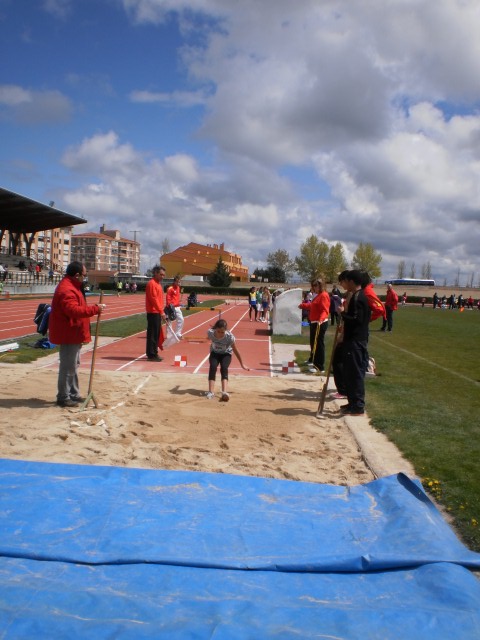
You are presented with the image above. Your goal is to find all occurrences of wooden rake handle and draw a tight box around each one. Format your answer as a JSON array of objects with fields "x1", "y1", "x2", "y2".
[
  {"x1": 316, "y1": 323, "x2": 341, "y2": 417},
  {"x1": 86, "y1": 291, "x2": 104, "y2": 403}
]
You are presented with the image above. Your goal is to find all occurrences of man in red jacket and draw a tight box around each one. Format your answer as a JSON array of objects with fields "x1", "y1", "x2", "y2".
[
  {"x1": 145, "y1": 264, "x2": 167, "y2": 361},
  {"x1": 381, "y1": 283, "x2": 399, "y2": 332},
  {"x1": 49, "y1": 261, "x2": 106, "y2": 407}
]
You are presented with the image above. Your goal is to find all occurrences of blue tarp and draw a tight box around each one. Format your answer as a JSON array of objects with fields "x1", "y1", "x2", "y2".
[{"x1": 0, "y1": 458, "x2": 479, "y2": 638}]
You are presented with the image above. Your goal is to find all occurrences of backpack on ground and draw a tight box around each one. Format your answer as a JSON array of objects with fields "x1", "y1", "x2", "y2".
[{"x1": 33, "y1": 303, "x2": 51, "y2": 336}]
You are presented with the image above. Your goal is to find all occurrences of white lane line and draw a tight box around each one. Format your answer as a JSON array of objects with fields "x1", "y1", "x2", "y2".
[{"x1": 371, "y1": 334, "x2": 480, "y2": 387}]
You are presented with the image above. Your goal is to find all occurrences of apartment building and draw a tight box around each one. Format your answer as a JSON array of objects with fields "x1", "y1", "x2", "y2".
[
  {"x1": 71, "y1": 225, "x2": 140, "y2": 276},
  {"x1": 0, "y1": 227, "x2": 74, "y2": 273}
]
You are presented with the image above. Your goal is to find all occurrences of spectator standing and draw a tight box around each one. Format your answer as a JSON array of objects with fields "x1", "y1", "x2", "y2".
[
  {"x1": 299, "y1": 278, "x2": 330, "y2": 373},
  {"x1": 145, "y1": 265, "x2": 167, "y2": 361},
  {"x1": 248, "y1": 286, "x2": 258, "y2": 321},
  {"x1": 255, "y1": 287, "x2": 263, "y2": 320},
  {"x1": 49, "y1": 261, "x2": 106, "y2": 407},
  {"x1": 166, "y1": 274, "x2": 184, "y2": 338},
  {"x1": 331, "y1": 270, "x2": 351, "y2": 399},
  {"x1": 330, "y1": 286, "x2": 342, "y2": 326},
  {"x1": 261, "y1": 286, "x2": 271, "y2": 323},
  {"x1": 381, "y1": 284, "x2": 399, "y2": 332},
  {"x1": 362, "y1": 275, "x2": 386, "y2": 326},
  {"x1": 339, "y1": 270, "x2": 371, "y2": 416}
]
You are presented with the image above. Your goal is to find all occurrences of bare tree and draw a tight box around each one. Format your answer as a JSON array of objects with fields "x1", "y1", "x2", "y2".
[
  {"x1": 397, "y1": 260, "x2": 406, "y2": 278},
  {"x1": 454, "y1": 268, "x2": 461, "y2": 287},
  {"x1": 421, "y1": 261, "x2": 432, "y2": 279},
  {"x1": 161, "y1": 238, "x2": 170, "y2": 256},
  {"x1": 409, "y1": 262, "x2": 416, "y2": 278}
]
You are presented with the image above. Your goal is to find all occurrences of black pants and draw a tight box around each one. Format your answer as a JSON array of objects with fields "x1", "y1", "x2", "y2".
[
  {"x1": 146, "y1": 313, "x2": 161, "y2": 358},
  {"x1": 209, "y1": 352, "x2": 231, "y2": 380},
  {"x1": 381, "y1": 306, "x2": 394, "y2": 331},
  {"x1": 310, "y1": 321, "x2": 328, "y2": 371},
  {"x1": 332, "y1": 342, "x2": 346, "y2": 395},
  {"x1": 343, "y1": 340, "x2": 368, "y2": 411}
]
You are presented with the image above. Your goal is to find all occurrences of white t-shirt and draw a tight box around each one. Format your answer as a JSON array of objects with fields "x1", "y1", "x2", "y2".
[{"x1": 208, "y1": 328, "x2": 235, "y2": 354}]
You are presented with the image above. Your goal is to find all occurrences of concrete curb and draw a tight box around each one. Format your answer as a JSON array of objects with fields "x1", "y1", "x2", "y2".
[{"x1": 271, "y1": 342, "x2": 417, "y2": 480}]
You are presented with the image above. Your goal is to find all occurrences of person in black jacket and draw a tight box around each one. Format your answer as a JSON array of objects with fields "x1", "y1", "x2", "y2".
[{"x1": 339, "y1": 270, "x2": 371, "y2": 416}]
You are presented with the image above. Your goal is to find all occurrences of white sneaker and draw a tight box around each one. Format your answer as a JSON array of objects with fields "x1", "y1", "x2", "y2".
[
  {"x1": 206, "y1": 391, "x2": 214, "y2": 400},
  {"x1": 220, "y1": 392, "x2": 230, "y2": 402}
]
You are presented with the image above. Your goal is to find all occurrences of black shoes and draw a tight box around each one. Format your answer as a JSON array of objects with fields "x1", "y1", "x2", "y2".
[
  {"x1": 70, "y1": 396, "x2": 85, "y2": 403},
  {"x1": 57, "y1": 399, "x2": 79, "y2": 408},
  {"x1": 147, "y1": 355, "x2": 163, "y2": 362},
  {"x1": 340, "y1": 404, "x2": 365, "y2": 416}
]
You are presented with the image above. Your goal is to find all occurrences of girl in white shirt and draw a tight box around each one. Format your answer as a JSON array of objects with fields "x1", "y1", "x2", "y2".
[{"x1": 206, "y1": 319, "x2": 249, "y2": 401}]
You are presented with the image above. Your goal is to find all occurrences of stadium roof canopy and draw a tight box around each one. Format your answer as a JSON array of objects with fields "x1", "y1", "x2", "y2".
[{"x1": 0, "y1": 187, "x2": 87, "y2": 233}]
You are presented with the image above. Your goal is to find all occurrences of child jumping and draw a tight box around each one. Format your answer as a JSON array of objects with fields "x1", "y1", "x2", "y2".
[{"x1": 206, "y1": 319, "x2": 249, "y2": 401}]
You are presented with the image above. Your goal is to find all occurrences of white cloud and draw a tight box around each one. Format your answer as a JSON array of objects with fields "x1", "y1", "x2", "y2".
[
  {"x1": 0, "y1": 84, "x2": 72, "y2": 124},
  {"x1": 42, "y1": 0, "x2": 72, "y2": 19},
  {"x1": 0, "y1": 85, "x2": 32, "y2": 106},
  {"x1": 130, "y1": 89, "x2": 207, "y2": 107},
  {"x1": 63, "y1": 132, "x2": 143, "y2": 175}
]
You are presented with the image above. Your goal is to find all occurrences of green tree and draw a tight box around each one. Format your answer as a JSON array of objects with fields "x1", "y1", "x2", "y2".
[
  {"x1": 208, "y1": 258, "x2": 232, "y2": 288},
  {"x1": 326, "y1": 243, "x2": 348, "y2": 283},
  {"x1": 351, "y1": 242, "x2": 382, "y2": 278},
  {"x1": 253, "y1": 266, "x2": 285, "y2": 283},
  {"x1": 295, "y1": 235, "x2": 329, "y2": 281},
  {"x1": 266, "y1": 249, "x2": 295, "y2": 283}
]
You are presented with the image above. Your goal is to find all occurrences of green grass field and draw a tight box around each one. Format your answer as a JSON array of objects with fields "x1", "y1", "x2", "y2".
[
  {"x1": 365, "y1": 306, "x2": 480, "y2": 551},
  {"x1": 314, "y1": 306, "x2": 480, "y2": 551}
]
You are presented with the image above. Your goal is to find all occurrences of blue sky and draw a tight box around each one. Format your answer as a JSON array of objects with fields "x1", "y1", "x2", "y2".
[{"x1": 1, "y1": 0, "x2": 479, "y2": 284}]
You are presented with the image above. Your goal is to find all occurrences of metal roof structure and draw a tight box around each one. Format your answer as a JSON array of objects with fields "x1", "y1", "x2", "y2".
[{"x1": 0, "y1": 187, "x2": 87, "y2": 233}]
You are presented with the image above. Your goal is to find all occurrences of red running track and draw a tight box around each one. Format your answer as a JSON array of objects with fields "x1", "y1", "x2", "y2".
[
  {"x1": 0, "y1": 294, "x2": 147, "y2": 341},
  {"x1": 1, "y1": 296, "x2": 273, "y2": 378}
]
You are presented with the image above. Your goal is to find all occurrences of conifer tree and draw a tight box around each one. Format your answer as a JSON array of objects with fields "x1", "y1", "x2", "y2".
[{"x1": 208, "y1": 258, "x2": 232, "y2": 287}]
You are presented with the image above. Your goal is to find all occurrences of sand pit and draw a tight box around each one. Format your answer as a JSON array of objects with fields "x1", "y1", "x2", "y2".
[{"x1": 0, "y1": 339, "x2": 416, "y2": 485}]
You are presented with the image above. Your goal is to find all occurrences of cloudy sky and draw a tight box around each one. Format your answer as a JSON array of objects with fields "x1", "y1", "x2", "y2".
[{"x1": 1, "y1": 0, "x2": 479, "y2": 283}]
